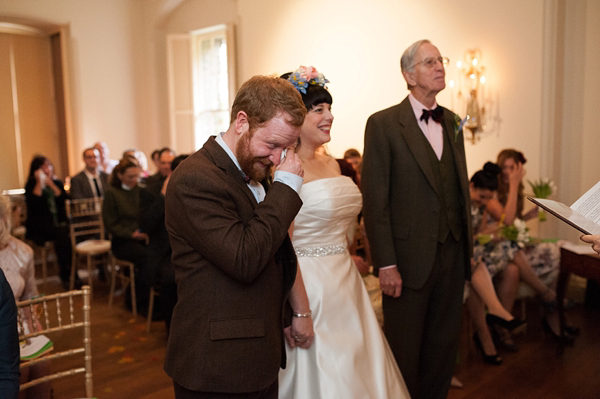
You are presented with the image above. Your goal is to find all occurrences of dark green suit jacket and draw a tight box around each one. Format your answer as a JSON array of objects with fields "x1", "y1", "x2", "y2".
[{"x1": 362, "y1": 96, "x2": 472, "y2": 289}]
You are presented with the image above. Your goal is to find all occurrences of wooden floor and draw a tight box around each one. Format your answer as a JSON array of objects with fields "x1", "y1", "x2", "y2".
[{"x1": 36, "y1": 273, "x2": 600, "y2": 399}]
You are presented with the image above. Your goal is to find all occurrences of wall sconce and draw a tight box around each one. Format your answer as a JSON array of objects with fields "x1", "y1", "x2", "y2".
[{"x1": 449, "y1": 49, "x2": 490, "y2": 144}]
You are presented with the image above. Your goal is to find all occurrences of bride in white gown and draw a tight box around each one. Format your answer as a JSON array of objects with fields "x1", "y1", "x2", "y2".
[{"x1": 278, "y1": 67, "x2": 410, "y2": 399}]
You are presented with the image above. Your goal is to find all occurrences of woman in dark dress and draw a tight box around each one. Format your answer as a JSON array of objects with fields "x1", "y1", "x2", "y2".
[{"x1": 24, "y1": 155, "x2": 79, "y2": 289}]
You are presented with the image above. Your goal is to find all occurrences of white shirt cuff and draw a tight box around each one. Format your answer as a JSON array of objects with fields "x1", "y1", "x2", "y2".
[{"x1": 274, "y1": 171, "x2": 303, "y2": 194}]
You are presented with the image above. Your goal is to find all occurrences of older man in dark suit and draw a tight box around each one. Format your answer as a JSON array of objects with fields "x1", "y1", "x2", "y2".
[
  {"x1": 69, "y1": 148, "x2": 109, "y2": 199},
  {"x1": 164, "y1": 75, "x2": 308, "y2": 399},
  {"x1": 362, "y1": 39, "x2": 472, "y2": 399}
]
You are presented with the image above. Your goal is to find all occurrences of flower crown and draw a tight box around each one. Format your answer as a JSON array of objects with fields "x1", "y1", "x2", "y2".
[{"x1": 287, "y1": 66, "x2": 329, "y2": 94}]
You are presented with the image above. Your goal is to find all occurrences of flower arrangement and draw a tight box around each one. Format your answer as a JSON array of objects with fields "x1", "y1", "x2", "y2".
[
  {"x1": 499, "y1": 218, "x2": 531, "y2": 248},
  {"x1": 453, "y1": 114, "x2": 467, "y2": 143},
  {"x1": 287, "y1": 66, "x2": 329, "y2": 94},
  {"x1": 528, "y1": 178, "x2": 557, "y2": 221}
]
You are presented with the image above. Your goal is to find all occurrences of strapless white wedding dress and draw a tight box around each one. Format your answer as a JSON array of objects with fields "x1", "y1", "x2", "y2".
[{"x1": 278, "y1": 176, "x2": 410, "y2": 399}]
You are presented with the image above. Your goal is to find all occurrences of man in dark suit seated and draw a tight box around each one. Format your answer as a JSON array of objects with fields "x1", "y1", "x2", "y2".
[
  {"x1": 164, "y1": 75, "x2": 306, "y2": 399},
  {"x1": 69, "y1": 147, "x2": 109, "y2": 199}
]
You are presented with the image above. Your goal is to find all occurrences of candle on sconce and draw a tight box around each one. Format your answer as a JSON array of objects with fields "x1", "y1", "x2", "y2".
[{"x1": 480, "y1": 75, "x2": 486, "y2": 103}]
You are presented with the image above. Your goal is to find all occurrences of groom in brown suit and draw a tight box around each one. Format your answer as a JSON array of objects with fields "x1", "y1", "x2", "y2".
[
  {"x1": 164, "y1": 76, "x2": 307, "y2": 398},
  {"x1": 362, "y1": 40, "x2": 472, "y2": 399}
]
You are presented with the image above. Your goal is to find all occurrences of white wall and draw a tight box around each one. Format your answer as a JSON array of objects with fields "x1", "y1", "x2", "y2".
[
  {"x1": 2, "y1": 0, "x2": 598, "y2": 242},
  {"x1": 234, "y1": 0, "x2": 545, "y2": 176},
  {"x1": 0, "y1": 0, "x2": 142, "y2": 173}
]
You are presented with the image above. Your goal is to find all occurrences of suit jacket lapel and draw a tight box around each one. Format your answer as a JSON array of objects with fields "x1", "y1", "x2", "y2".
[
  {"x1": 204, "y1": 137, "x2": 258, "y2": 206},
  {"x1": 442, "y1": 114, "x2": 470, "y2": 200},
  {"x1": 398, "y1": 98, "x2": 441, "y2": 197}
]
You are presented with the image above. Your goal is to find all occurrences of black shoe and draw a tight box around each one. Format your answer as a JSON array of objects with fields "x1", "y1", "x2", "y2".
[
  {"x1": 473, "y1": 333, "x2": 503, "y2": 365},
  {"x1": 541, "y1": 316, "x2": 575, "y2": 346},
  {"x1": 486, "y1": 313, "x2": 526, "y2": 332},
  {"x1": 490, "y1": 325, "x2": 520, "y2": 352}
]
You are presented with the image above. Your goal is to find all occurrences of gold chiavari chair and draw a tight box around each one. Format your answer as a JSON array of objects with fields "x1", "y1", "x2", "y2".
[{"x1": 17, "y1": 286, "x2": 93, "y2": 398}]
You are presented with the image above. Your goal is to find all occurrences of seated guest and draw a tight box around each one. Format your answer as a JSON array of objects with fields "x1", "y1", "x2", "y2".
[
  {"x1": 466, "y1": 163, "x2": 523, "y2": 364},
  {"x1": 145, "y1": 148, "x2": 175, "y2": 188},
  {"x1": 94, "y1": 141, "x2": 118, "y2": 175},
  {"x1": 0, "y1": 195, "x2": 51, "y2": 398},
  {"x1": 0, "y1": 267, "x2": 19, "y2": 399},
  {"x1": 102, "y1": 158, "x2": 150, "y2": 312},
  {"x1": 150, "y1": 149, "x2": 161, "y2": 174},
  {"x1": 70, "y1": 147, "x2": 109, "y2": 199},
  {"x1": 122, "y1": 149, "x2": 149, "y2": 180},
  {"x1": 24, "y1": 155, "x2": 81, "y2": 290},
  {"x1": 488, "y1": 149, "x2": 562, "y2": 289},
  {"x1": 343, "y1": 148, "x2": 362, "y2": 186},
  {"x1": 473, "y1": 159, "x2": 575, "y2": 348},
  {"x1": 343, "y1": 148, "x2": 362, "y2": 171},
  {"x1": 139, "y1": 154, "x2": 187, "y2": 334}
]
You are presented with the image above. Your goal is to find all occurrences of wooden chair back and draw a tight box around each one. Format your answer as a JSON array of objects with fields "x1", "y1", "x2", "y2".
[{"x1": 65, "y1": 198, "x2": 105, "y2": 245}]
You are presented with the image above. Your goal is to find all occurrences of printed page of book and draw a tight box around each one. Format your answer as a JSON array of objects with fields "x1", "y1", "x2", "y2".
[{"x1": 570, "y1": 181, "x2": 600, "y2": 225}]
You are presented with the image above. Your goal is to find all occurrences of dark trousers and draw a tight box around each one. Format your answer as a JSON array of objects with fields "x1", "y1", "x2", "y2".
[
  {"x1": 30, "y1": 224, "x2": 72, "y2": 282},
  {"x1": 111, "y1": 237, "x2": 150, "y2": 309},
  {"x1": 383, "y1": 236, "x2": 465, "y2": 399},
  {"x1": 173, "y1": 379, "x2": 278, "y2": 399}
]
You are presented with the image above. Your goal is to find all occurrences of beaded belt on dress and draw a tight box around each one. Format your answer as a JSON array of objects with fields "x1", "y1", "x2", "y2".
[{"x1": 294, "y1": 243, "x2": 346, "y2": 257}]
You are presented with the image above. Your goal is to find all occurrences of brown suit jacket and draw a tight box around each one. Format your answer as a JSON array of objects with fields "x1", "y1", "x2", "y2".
[
  {"x1": 362, "y1": 96, "x2": 472, "y2": 289},
  {"x1": 163, "y1": 137, "x2": 301, "y2": 393}
]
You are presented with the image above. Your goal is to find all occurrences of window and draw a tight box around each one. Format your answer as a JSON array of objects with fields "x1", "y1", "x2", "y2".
[
  {"x1": 167, "y1": 24, "x2": 236, "y2": 152},
  {"x1": 191, "y1": 25, "x2": 231, "y2": 149}
]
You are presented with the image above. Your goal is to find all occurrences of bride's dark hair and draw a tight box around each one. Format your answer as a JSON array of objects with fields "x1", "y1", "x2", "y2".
[{"x1": 280, "y1": 72, "x2": 333, "y2": 111}]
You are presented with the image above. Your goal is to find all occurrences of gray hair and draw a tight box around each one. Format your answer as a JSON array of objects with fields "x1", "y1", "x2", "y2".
[
  {"x1": 400, "y1": 39, "x2": 431, "y2": 89},
  {"x1": 401, "y1": 39, "x2": 431, "y2": 74}
]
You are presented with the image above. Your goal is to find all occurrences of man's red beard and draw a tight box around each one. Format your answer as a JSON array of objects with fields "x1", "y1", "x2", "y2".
[{"x1": 236, "y1": 131, "x2": 273, "y2": 182}]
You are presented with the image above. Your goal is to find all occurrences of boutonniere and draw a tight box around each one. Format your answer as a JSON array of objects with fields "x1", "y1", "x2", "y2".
[{"x1": 453, "y1": 114, "x2": 467, "y2": 143}]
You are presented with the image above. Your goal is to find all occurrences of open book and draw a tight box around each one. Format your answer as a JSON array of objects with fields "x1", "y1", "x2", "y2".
[
  {"x1": 528, "y1": 181, "x2": 600, "y2": 235},
  {"x1": 20, "y1": 334, "x2": 53, "y2": 361}
]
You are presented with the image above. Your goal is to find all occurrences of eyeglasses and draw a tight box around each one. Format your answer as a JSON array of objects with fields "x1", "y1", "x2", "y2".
[{"x1": 412, "y1": 56, "x2": 449, "y2": 69}]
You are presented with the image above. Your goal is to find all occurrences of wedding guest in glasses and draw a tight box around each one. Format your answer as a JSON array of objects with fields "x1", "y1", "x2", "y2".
[
  {"x1": 362, "y1": 39, "x2": 472, "y2": 399},
  {"x1": 70, "y1": 147, "x2": 109, "y2": 199}
]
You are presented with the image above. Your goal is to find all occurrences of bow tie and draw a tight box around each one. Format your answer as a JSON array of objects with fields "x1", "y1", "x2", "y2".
[{"x1": 420, "y1": 106, "x2": 444, "y2": 124}]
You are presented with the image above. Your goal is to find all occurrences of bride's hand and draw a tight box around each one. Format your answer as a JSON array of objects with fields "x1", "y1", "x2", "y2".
[{"x1": 284, "y1": 316, "x2": 314, "y2": 349}]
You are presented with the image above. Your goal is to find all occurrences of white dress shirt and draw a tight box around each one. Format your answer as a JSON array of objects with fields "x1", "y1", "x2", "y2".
[{"x1": 408, "y1": 93, "x2": 444, "y2": 160}]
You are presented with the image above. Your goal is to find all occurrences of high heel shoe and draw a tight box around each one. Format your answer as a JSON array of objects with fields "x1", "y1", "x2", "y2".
[
  {"x1": 473, "y1": 333, "x2": 503, "y2": 365},
  {"x1": 486, "y1": 313, "x2": 526, "y2": 332},
  {"x1": 489, "y1": 324, "x2": 520, "y2": 352},
  {"x1": 541, "y1": 316, "x2": 575, "y2": 346}
]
